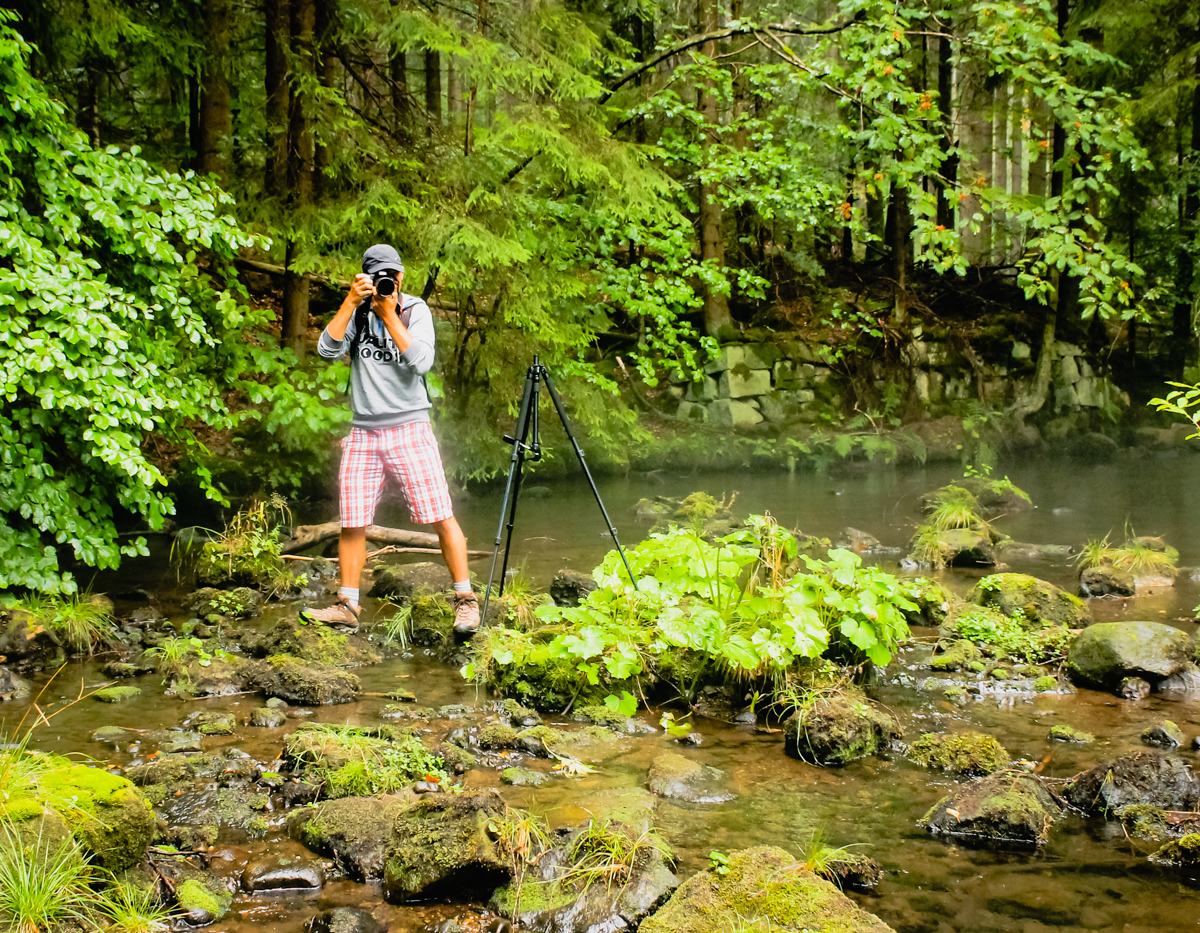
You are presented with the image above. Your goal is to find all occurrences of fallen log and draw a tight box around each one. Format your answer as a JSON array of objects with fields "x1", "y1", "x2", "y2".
[{"x1": 281, "y1": 521, "x2": 489, "y2": 558}]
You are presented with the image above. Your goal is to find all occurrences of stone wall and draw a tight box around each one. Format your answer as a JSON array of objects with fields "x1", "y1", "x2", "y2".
[{"x1": 666, "y1": 337, "x2": 1127, "y2": 429}]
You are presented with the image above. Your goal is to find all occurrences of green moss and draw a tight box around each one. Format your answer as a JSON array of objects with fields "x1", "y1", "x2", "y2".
[
  {"x1": 93, "y1": 686, "x2": 142, "y2": 703},
  {"x1": 1033, "y1": 675, "x2": 1059, "y2": 692},
  {"x1": 478, "y1": 723, "x2": 520, "y2": 749},
  {"x1": 1150, "y1": 832, "x2": 1200, "y2": 867},
  {"x1": 175, "y1": 878, "x2": 232, "y2": 917},
  {"x1": 943, "y1": 686, "x2": 966, "y2": 699},
  {"x1": 1116, "y1": 804, "x2": 1170, "y2": 840},
  {"x1": 1048, "y1": 724, "x2": 1094, "y2": 744},
  {"x1": 410, "y1": 595, "x2": 454, "y2": 647},
  {"x1": 967, "y1": 660, "x2": 987, "y2": 673},
  {"x1": 990, "y1": 667, "x2": 1010, "y2": 680},
  {"x1": 909, "y1": 732, "x2": 1010, "y2": 776},
  {"x1": 929, "y1": 640, "x2": 976, "y2": 672},
  {"x1": 572, "y1": 704, "x2": 628, "y2": 730},
  {"x1": 491, "y1": 878, "x2": 577, "y2": 915},
  {"x1": 286, "y1": 723, "x2": 445, "y2": 796}
]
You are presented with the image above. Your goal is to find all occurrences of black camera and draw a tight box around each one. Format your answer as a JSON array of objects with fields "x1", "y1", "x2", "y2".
[{"x1": 372, "y1": 271, "x2": 398, "y2": 297}]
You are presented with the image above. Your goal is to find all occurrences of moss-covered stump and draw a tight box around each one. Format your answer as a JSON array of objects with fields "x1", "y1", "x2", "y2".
[
  {"x1": 784, "y1": 692, "x2": 900, "y2": 766},
  {"x1": 367, "y1": 560, "x2": 454, "y2": 600},
  {"x1": 924, "y1": 771, "x2": 1061, "y2": 848},
  {"x1": 639, "y1": 845, "x2": 894, "y2": 933},
  {"x1": 490, "y1": 823, "x2": 679, "y2": 933},
  {"x1": 647, "y1": 751, "x2": 734, "y2": 804},
  {"x1": 382, "y1": 789, "x2": 510, "y2": 901},
  {"x1": 243, "y1": 619, "x2": 381, "y2": 667},
  {"x1": 290, "y1": 796, "x2": 409, "y2": 881},
  {"x1": 6, "y1": 757, "x2": 157, "y2": 870},
  {"x1": 242, "y1": 656, "x2": 360, "y2": 704},
  {"x1": 908, "y1": 732, "x2": 1010, "y2": 776},
  {"x1": 1150, "y1": 833, "x2": 1200, "y2": 868},
  {"x1": 284, "y1": 724, "x2": 445, "y2": 797},
  {"x1": 1067, "y1": 621, "x2": 1194, "y2": 692},
  {"x1": 968, "y1": 573, "x2": 1091, "y2": 628},
  {"x1": 1064, "y1": 752, "x2": 1200, "y2": 813},
  {"x1": 183, "y1": 586, "x2": 264, "y2": 620}
]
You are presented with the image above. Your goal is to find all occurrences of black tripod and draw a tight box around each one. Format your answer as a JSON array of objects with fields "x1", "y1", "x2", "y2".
[{"x1": 480, "y1": 356, "x2": 638, "y2": 625}]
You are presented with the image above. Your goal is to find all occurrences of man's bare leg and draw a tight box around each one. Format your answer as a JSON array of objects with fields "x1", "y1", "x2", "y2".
[
  {"x1": 432, "y1": 516, "x2": 479, "y2": 633},
  {"x1": 339, "y1": 526, "x2": 368, "y2": 593}
]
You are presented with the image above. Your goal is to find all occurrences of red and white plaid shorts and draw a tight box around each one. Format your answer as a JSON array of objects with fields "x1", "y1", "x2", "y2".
[{"x1": 339, "y1": 422, "x2": 455, "y2": 527}]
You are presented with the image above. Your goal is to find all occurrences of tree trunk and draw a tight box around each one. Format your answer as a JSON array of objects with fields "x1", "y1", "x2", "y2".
[
  {"x1": 697, "y1": 0, "x2": 731, "y2": 337},
  {"x1": 313, "y1": 0, "x2": 337, "y2": 199},
  {"x1": 425, "y1": 50, "x2": 442, "y2": 130},
  {"x1": 391, "y1": 50, "x2": 409, "y2": 139},
  {"x1": 197, "y1": 0, "x2": 231, "y2": 179},
  {"x1": 281, "y1": 0, "x2": 316, "y2": 358},
  {"x1": 1172, "y1": 52, "x2": 1200, "y2": 373},
  {"x1": 264, "y1": 0, "x2": 291, "y2": 197},
  {"x1": 936, "y1": 30, "x2": 955, "y2": 229},
  {"x1": 892, "y1": 184, "x2": 912, "y2": 322},
  {"x1": 282, "y1": 241, "x2": 310, "y2": 358},
  {"x1": 78, "y1": 63, "x2": 101, "y2": 146}
]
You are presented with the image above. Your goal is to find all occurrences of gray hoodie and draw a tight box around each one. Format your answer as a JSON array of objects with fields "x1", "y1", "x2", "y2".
[{"x1": 318, "y1": 293, "x2": 435, "y2": 429}]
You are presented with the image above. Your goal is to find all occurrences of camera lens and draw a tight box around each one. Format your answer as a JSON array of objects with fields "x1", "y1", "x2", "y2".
[{"x1": 375, "y1": 276, "x2": 396, "y2": 297}]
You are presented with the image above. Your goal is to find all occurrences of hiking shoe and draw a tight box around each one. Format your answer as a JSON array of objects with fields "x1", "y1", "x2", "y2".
[
  {"x1": 452, "y1": 592, "x2": 480, "y2": 637},
  {"x1": 301, "y1": 597, "x2": 361, "y2": 632}
]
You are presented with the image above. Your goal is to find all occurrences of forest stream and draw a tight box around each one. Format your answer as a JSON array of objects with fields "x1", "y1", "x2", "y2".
[{"x1": 6, "y1": 453, "x2": 1200, "y2": 933}]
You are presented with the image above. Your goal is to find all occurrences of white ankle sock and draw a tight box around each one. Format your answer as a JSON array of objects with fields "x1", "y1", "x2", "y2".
[
  {"x1": 452, "y1": 581, "x2": 471, "y2": 595},
  {"x1": 339, "y1": 586, "x2": 360, "y2": 607}
]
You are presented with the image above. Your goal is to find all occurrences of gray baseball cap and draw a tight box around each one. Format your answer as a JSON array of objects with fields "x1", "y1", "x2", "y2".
[{"x1": 362, "y1": 244, "x2": 405, "y2": 275}]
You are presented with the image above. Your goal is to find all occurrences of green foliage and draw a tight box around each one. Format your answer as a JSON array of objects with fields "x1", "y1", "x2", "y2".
[
  {"x1": 0, "y1": 15, "x2": 264, "y2": 592},
  {"x1": 565, "y1": 820, "x2": 672, "y2": 890},
  {"x1": 143, "y1": 636, "x2": 233, "y2": 685},
  {"x1": 1076, "y1": 526, "x2": 1178, "y2": 575},
  {"x1": 466, "y1": 519, "x2": 913, "y2": 711},
  {"x1": 97, "y1": 880, "x2": 172, "y2": 933},
  {"x1": 1152, "y1": 383, "x2": 1200, "y2": 438},
  {"x1": 0, "y1": 819, "x2": 97, "y2": 933},
  {"x1": 7, "y1": 592, "x2": 116, "y2": 653},
  {"x1": 377, "y1": 604, "x2": 413, "y2": 650},
  {"x1": 182, "y1": 496, "x2": 297, "y2": 594},
  {"x1": 950, "y1": 607, "x2": 1071, "y2": 663},
  {"x1": 285, "y1": 723, "x2": 447, "y2": 796}
]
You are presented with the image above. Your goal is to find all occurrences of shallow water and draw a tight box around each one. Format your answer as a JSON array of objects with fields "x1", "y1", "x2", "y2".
[{"x1": 8, "y1": 450, "x2": 1200, "y2": 932}]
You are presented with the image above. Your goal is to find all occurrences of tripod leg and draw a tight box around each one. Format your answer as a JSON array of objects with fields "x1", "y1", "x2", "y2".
[
  {"x1": 540, "y1": 368, "x2": 639, "y2": 591},
  {"x1": 481, "y1": 368, "x2": 538, "y2": 626},
  {"x1": 498, "y1": 368, "x2": 540, "y2": 589}
]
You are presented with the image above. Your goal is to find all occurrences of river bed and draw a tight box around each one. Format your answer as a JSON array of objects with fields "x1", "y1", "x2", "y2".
[{"x1": 6, "y1": 451, "x2": 1200, "y2": 933}]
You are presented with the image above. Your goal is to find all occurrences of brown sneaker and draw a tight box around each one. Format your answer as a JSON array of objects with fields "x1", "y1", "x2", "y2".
[
  {"x1": 301, "y1": 597, "x2": 361, "y2": 632},
  {"x1": 452, "y1": 592, "x2": 480, "y2": 637}
]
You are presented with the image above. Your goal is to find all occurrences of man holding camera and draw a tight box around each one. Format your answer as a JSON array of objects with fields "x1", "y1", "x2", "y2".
[{"x1": 302, "y1": 244, "x2": 480, "y2": 636}]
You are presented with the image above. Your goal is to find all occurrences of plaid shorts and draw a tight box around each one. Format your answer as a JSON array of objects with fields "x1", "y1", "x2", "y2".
[{"x1": 339, "y1": 422, "x2": 455, "y2": 527}]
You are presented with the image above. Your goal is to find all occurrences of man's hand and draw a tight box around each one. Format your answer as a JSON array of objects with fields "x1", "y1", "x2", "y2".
[
  {"x1": 348, "y1": 273, "x2": 374, "y2": 304},
  {"x1": 373, "y1": 289, "x2": 400, "y2": 322}
]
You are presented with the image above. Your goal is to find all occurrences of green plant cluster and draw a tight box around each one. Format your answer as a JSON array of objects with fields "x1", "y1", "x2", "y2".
[
  {"x1": 1077, "y1": 528, "x2": 1178, "y2": 577},
  {"x1": 1, "y1": 592, "x2": 116, "y2": 653},
  {"x1": 948, "y1": 607, "x2": 1072, "y2": 664},
  {"x1": 284, "y1": 723, "x2": 448, "y2": 797},
  {"x1": 465, "y1": 519, "x2": 915, "y2": 711}
]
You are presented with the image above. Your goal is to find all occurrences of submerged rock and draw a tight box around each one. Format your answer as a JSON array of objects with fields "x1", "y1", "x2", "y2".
[
  {"x1": 924, "y1": 770, "x2": 1061, "y2": 848},
  {"x1": 1150, "y1": 833, "x2": 1200, "y2": 868},
  {"x1": 306, "y1": 908, "x2": 385, "y2": 933},
  {"x1": 968, "y1": 573, "x2": 1091, "y2": 628},
  {"x1": 291, "y1": 796, "x2": 409, "y2": 881},
  {"x1": 1065, "y1": 752, "x2": 1200, "y2": 813},
  {"x1": 647, "y1": 751, "x2": 734, "y2": 804},
  {"x1": 639, "y1": 845, "x2": 894, "y2": 933},
  {"x1": 1143, "y1": 721, "x2": 1185, "y2": 749},
  {"x1": 500, "y1": 767, "x2": 548, "y2": 787},
  {"x1": 383, "y1": 789, "x2": 510, "y2": 901},
  {"x1": 908, "y1": 731, "x2": 1010, "y2": 776},
  {"x1": 784, "y1": 692, "x2": 900, "y2": 766},
  {"x1": 1067, "y1": 621, "x2": 1193, "y2": 692}
]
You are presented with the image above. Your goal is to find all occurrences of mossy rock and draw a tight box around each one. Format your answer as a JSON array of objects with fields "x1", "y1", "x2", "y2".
[
  {"x1": 367, "y1": 561, "x2": 453, "y2": 600},
  {"x1": 410, "y1": 595, "x2": 454, "y2": 648},
  {"x1": 284, "y1": 724, "x2": 444, "y2": 796},
  {"x1": 1142, "y1": 720, "x2": 1184, "y2": 749},
  {"x1": 968, "y1": 573, "x2": 1090, "y2": 628},
  {"x1": 183, "y1": 586, "x2": 264, "y2": 619},
  {"x1": 909, "y1": 732, "x2": 1010, "y2": 776},
  {"x1": 9, "y1": 757, "x2": 156, "y2": 870},
  {"x1": 1034, "y1": 675, "x2": 1060, "y2": 693},
  {"x1": 1064, "y1": 752, "x2": 1200, "y2": 813},
  {"x1": 243, "y1": 620, "x2": 380, "y2": 667},
  {"x1": 500, "y1": 767, "x2": 548, "y2": 787},
  {"x1": 195, "y1": 540, "x2": 285, "y2": 589},
  {"x1": 174, "y1": 872, "x2": 233, "y2": 926},
  {"x1": 930, "y1": 639, "x2": 977, "y2": 672},
  {"x1": 1116, "y1": 804, "x2": 1173, "y2": 840},
  {"x1": 1150, "y1": 833, "x2": 1200, "y2": 867},
  {"x1": 1048, "y1": 725, "x2": 1094, "y2": 744},
  {"x1": 924, "y1": 770, "x2": 1061, "y2": 848},
  {"x1": 900, "y1": 577, "x2": 953, "y2": 627},
  {"x1": 1067, "y1": 621, "x2": 1194, "y2": 691},
  {"x1": 639, "y1": 845, "x2": 894, "y2": 933},
  {"x1": 290, "y1": 795, "x2": 409, "y2": 881},
  {"x1": 249, "y1": 706, "x2": 287, "y2": 727},
  {"x1": 499, "y1": 698, "x2": 542, "y2": 727},
  {"x1": 125, "y1": 756, "x2": 195, "y2": 787},
  {"x1": 515, "y1": 725, "x2": 628, "y2": 763},
  {"x1": 382, "y1": 789, "x2": 510, "y2": 901},
  {"x1": 94, "y1": 685, "x2": 142, "y2": 703},
  {"x1": 242, "y1": 656, "x2": 360, "y2": 705},
  {"x1": 478, "y1": 722, "x2": 520, "y2": 750},
  {"x1": 648, "y1": 751, "x2": 733, "y2": 804},
  {"x1": 784, "y1": 691, "x2": 900, "y2": 767},
  {"x1": 189, "y1": 711, "x2": 237, "y2": 735}
]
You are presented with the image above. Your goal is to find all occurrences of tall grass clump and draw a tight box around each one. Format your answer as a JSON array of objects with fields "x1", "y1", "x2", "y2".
[{"x1": 0, "y1": 820, "x2": 97, "y2": 933}]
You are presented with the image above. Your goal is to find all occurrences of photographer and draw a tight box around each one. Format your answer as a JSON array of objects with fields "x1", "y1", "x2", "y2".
[{"x1": 302, "y1": 244, "x2": 479, "y2": 635}]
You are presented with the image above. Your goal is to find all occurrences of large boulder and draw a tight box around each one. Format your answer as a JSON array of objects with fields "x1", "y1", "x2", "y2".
[
  {"x1": 367, "y1": 561, "x2": 453, "y2": 600},
  {"x1": 490, "y1": 822, "x2": 679, "y2": 933},
  {"x1": 784, "y1": 692, "x2": 900, "y2": 766},
  {"x1": 968, "y1": 573, "x2": 1090, "y2": 628},
  {"x1": 290, "y1": 796, "x2": 409, "y2": 881},
  {"x1": 908, "y1": 732, "x2": 1010, "y2": 776},
  {"x1": 242, "y1": 619, "x2": 380, "y2": 667},
  {"x1": 1064, "y1": 752, "x2": 1200, "y2": 813},
  {"x1": 382, "y1": 789, "x2": 510, "y2": 901},
  {"x1": 639, "y1": 846, "x2": 894, "y2": 933},
  {"x1": 1067, "y1": 621, "x2": 1193, "y2": 691},
  {"x1": 924, "y1": 770, "x2": 1061, "y2": 848}
]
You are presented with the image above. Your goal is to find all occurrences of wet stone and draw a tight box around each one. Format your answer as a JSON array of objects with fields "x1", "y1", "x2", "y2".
[
  {"x1": 306, "y1": 908, "x2": 386, "y2": 933},
  {"x1": 1142, "y1": 720, "x2": 1185, "y2": 749},
  {"x1": 91, "y1": 725, "x2": 130, "y2": 745},
  {"x1": 248, "y1": 707, "x2": 287, "y2": 728},
  {"x1": 189, "y1": 711, "x2": 237, "y2": 735},
  {"x1": 1121, "y1": 677, "x2": 1153, "y2": 700},
  {"x1": 924, "y1": 770, "x2": 1061, "y2": 848},
  {"x1": 501, "y1": 767, "x2": 548, "y2": 787},
  {"x1": 647, "y1": 751, "x2": 734, "y2": 804},
  {"x1": 1065, "y1": 752, "x2": 1200, "y2": 813},
  {"x1": 241, "y1": 857, "x2": 326, "y2": 892}
]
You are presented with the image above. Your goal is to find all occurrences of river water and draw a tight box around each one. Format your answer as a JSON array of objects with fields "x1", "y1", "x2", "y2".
[{"x1": 6, "y1": 450, "x2": 1200, "y2": 933}]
